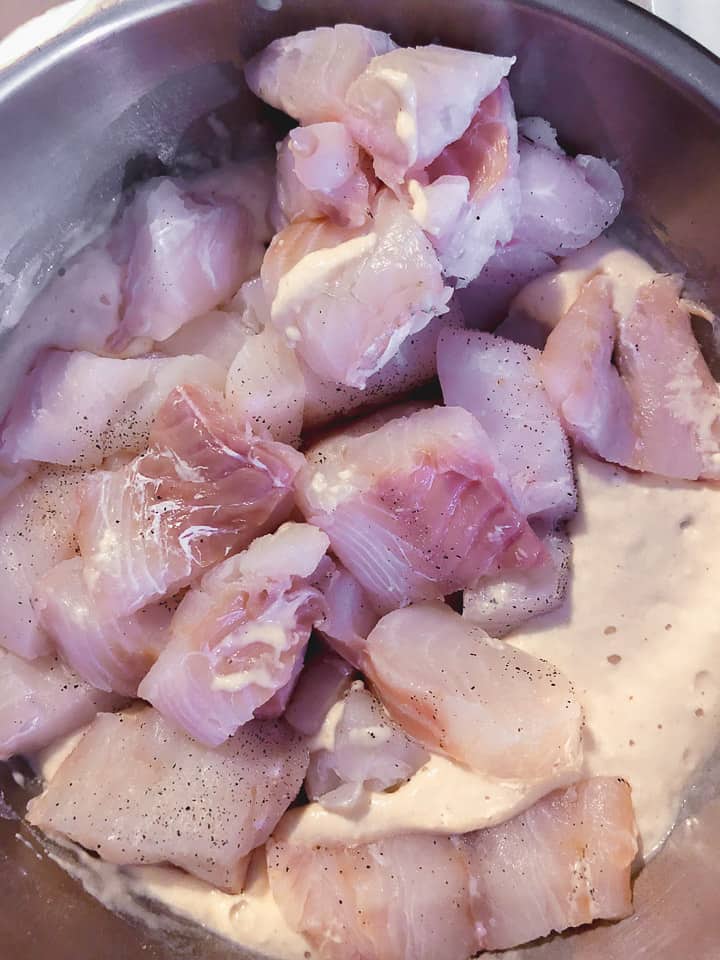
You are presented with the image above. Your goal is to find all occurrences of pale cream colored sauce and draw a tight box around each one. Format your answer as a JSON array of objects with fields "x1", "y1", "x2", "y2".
[
  {"x1": 33, "y1": 452, "x2": 720, "y2": 956},
  {"x1": 511, "y1": 453, "x2": 720, "y2": 858}
]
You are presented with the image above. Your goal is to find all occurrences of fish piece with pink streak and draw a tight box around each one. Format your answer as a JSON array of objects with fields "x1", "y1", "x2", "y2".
[
  {"x1": 362, "y1": 601, "x2": 582, "y2": 779},
  {"x1": 514, "y1": 117, "x2": 623, "y2": 256},
  {"x1": 28, "y1": 709, "x2": 309, "y2": 892},
  {"x1": 0, "y1": 349, "x2": 225, "y2": 469},
  {"x1": 244, "y1": 24, "x2": 396, "y2": 126},
  {"x1": 77, "y1": 384, "x2": 304, "y2": 618},
  {"x1": 296, "y1": 404, "x2": 545, "y2": 613},
  {"x1": 505, "y1": 238, "x2": 659, "y2": 347},
  {"x1": 305, "y1": 680, "x2": 429, "y2": 812},
  {"x1": 138, "y1": 523, "x2": 328, "y2": 746},
  {"x1": 268, "y1": 833, "x2": 481, "y2": 960},
  {"x1": 262, "y1": 191, "x2": 451, "y2": 389},
  {"x1": 274, "y1": 123, "x2": 375, "y2": 229},
  {"x1": 345, "y1": 45, "x2": 515, "y2": 187},
  {"x1": 269, "y1": 776, "x2": 635, "y2": 959},
  {"x1": 0, "y1": 649, "x2": 123, "y2": 761},
  {"x1": 539, "y1": 273, "x2": 720, "y2": 479},
  {"x1": 0, "y1": 466, "x2": 87, "y2": 659},
  {"x1": 36, "y1": 558, "x2": 175, "y2": 697},
  {"x1": 110, "y1": 179, "x2": 254, "y2": 348},
  {"x1": 437, "y1": 327, "x2": 576, "y2": 522},
  {"x1": 409, "y1": 80, "x2": 521, "y2": 285},
  {"x1": 460, "y1": 776, "x2": 637, "y2": 949}
]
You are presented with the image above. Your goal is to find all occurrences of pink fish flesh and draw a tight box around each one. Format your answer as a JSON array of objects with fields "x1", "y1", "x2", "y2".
[
  {"x1": 463, "y1": 526, "x2": 571, "y2": 637},
  {"x1": 345, "y1": 45, "x2": 515, "y2": 187},
  {"x1": 244, "y1": 24, "x2": 396, "y2": 125},
  {"x1": 76, "y1": 384, "x2": 304, "y2": 616},
  {"x1": 27, "y1": 709, "x2": 309, "y2": 892},
  {"x1": 515, "y1": 117, "x2": 623, "y2": 256},
  {"x1": 362, "y1": 601, "x2": 582, "y2": 778},
  {"x1": 284, "y1": 648, "x2": 355, "y2": 737},
  {"x1": 297, "y1": 404, "x2": 545, "y2": 612},
  {"x1": 305, "y1": 680, "x2": 429, "y2": 811},
  {"x1": 268, "y1": 777, "x2": 635, "y2": 959},
  {"x1": 110, "y1": 179, "x2": 253, "y2": 347},
  {"x1": 0, "y1": 349, "x2": 225, "y2": 469},
  {"x1": 539, "y1": 274, "x2": 720, "y2": 479},
  {"x1": 0, "y1": 466, "x2": 86, "y2": 659},
  {"x1": 437, "y1": 327, "x2": 576, "y2": 521},
  {"x1": 412, "y1": 80, "x2": 521, "y2": 284},
  {"x1": 261, "y1": 190, "x2": 450, "y2": 389},
  {"x1": 0, "y1": 649, "x2": 123, "y2": 761},
  {"x1": 274, "y1": 123, "x2": 374, "y2": 229},
  {"x1": 36, "y1": 557, "x2": 175, "y2": 696},
  {"x1": 138, "y1": 523, "x2": 328, "y2": 746}
]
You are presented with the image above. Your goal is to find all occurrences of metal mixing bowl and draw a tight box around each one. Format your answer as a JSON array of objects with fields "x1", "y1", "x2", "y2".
[{"x1": 1, "y1": 1, "x2": 719, "y2": 957}]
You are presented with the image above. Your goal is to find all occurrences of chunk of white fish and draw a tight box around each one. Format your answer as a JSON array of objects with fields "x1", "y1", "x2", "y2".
[
  {"x1": 437, "y1": 327, "x2": 576, "y2": 521},
  {"x1": 0, "y1": 649, "x2": 122, "y2": 761},
  {"x1": 138, "y1": 523, "x2": 328, "y2": 746},
  {"x1": 362, "y1": 602, "x2": 582, "y2": 779},
  {"x1": 28, "y1": 709, "x2": 309, "y2": 892},
  {"x1": 297, "y1": 405, "x2": 545, "y2": 613}
]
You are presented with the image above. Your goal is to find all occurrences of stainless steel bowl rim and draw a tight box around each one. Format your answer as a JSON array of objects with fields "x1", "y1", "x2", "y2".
[{"x1": 2, "y1": 0, "x2": 720, "y2": 113}]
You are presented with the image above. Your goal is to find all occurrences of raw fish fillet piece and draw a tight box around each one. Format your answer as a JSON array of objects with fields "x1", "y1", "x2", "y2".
[
  {"x1": 244, "y1": 24, "x2": 396, "y2": 125},
  {"x1": 345, "y1": 46, "x2": 515, "y2": 187},
  {"x1": 296, "y1": 405, "x2": 545, "y2": 613},
  {"x1": 111, "y1": 179, "x2": 253, "y2": 346},
  {"x1": 411, "y1": 80, "x2": 521, "y2": 284},
  {"x1": 269, "y1": 777, "x2": 635, "y2": 958},
  {"x1": 268, "y1": 833, "x2": 481, "y2": 960},
  {"x1": 0, "y1": 242, "x2": 137, "y2": 429},
  {"x1": 274, "y1": 123, "x2": 374, "y2": 229},
  {"x1": 36, "y1": 558, "x2": 175, "y2": 697},
  {"x1": 300, "y1": 314, "x2": 441, "y2": 429},
  {"x1": 0, "y1": 466, "x2": 86, "y2": 659},
  {"x1": 437, "y1": 327, "x2": 576, "y2": 521},
  {"x1": 311, "y1": 558, "x2": 379, "y2": 668},
  {"x1": 225, "y1": 325, "x2": 306, "y2": 446},
  {"x1": 455, "y1": 241, "x2": 555, "y2": 331},
  {"x1": 540, "y1": 274, "x2": 720, "y2": 479},
  {"x1": 229, "y1": 277, "x2": 458, "y2": 431},
  {"x1": 0, "y1": 649, "x2": 122, "y2": 761},
  {"x1": 191, "y1": 155, "x2": 276, "y2": 262},
  {"x1": 305, "y1": 679, "x2": 429, "y2": 811},
  {"x1": 460, "y1": 777, "x2": 637, "y2": 949},
  {"x1": 505, "y1": 238, "x2": 658, "y2": 347},
  {"x1": 158, "y1": 309, "x2": 259, "y2": 369},
  {"x1": 362, "y1": 602, "x2": 582, "y2": 778},
  {"x1": 262, "y1": 191, "x2": 450, "y2": 389},
  {"x1": 515, "y1": 117, "x2": 623, "y2": 256},
  {"x1": 138, "y1": 523, "x2": 328, "y2": 746},
  {"x1": 0, "y1": 349, "x2": 225, "y2": 469},
  {"x1": 463, "y1": 527, "x2": 570, "y2": 636},
  {"x1": 28, "y1": 709, "x2": 309, "y2": 892},
  {"x1": 77, "y1": 384, "x2": 304, "y2": 617},
  {"x1": 284, "y1": 649, "x2": 354, "y2": 737}
]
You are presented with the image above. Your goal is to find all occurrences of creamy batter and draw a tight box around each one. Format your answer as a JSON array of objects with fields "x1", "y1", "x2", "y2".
[{"x1": 34, "y1": 453, "x2": 720, "y2": 958}]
